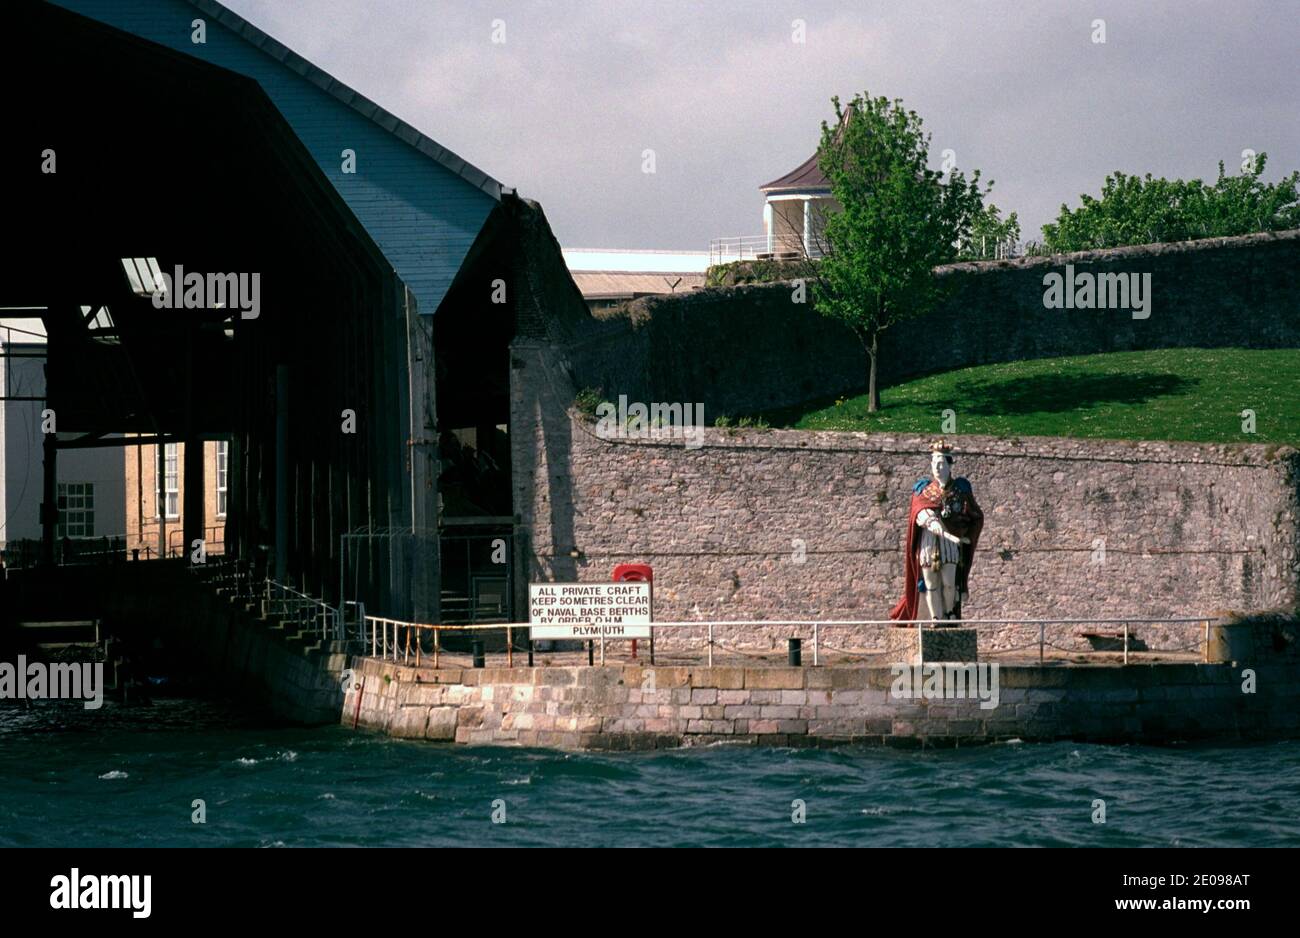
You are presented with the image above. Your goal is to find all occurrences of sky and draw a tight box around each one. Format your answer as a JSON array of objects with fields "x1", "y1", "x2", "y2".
[{"x1": 221, "y1": 0, "x2": 1300, "y2": 251}]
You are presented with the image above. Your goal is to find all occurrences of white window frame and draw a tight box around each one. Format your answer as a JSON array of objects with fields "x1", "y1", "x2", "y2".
[
  {"x1": 157, "y1": 443, "x2": 179, "y2": 520},
  {"x1": 216, "y1": 441, "x2": 229, "y2": 518},
  {"x1": 56, "y1": 482, "x2": 96, "y2": 538}
]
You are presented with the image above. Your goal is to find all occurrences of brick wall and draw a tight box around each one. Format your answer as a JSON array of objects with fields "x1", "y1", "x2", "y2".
[{"x1": 123, "y1": 438, "x2": 227, "y2": 559}]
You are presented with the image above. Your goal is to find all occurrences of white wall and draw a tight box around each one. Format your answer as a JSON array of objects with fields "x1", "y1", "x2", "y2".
[
  {"x1": 1, "y1": 331, "x2": 126, "y2": 548},
  {"x1": 561, "y1": 248, "x2": 711, "y2": 273}
]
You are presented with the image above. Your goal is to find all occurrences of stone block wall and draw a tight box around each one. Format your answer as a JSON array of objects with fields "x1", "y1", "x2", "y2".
[
  {"x1": 345, "y1": 652, "x2": 1300, "y2": 749},
  {"x1": 510, "y1": 339, "x2": 1300, "y2": 646}
]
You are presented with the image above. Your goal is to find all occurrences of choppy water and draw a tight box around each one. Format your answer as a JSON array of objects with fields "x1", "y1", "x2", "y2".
[{"x1": 1, "y1": 698, "x2": 1297, "y2": 847}]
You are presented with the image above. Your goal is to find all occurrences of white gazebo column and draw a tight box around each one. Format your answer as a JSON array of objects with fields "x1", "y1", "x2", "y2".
[
  {"x1": 802, "y1": 197, "x2": 811, "y2": 257},
  {"x1": 763, "y1": 202, "x2": 774, "y2": 255}
]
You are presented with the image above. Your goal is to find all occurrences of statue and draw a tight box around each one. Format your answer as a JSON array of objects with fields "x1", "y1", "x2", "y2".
[{"x1": 889, "y1": 439, "x2": 983, "y2": 625}]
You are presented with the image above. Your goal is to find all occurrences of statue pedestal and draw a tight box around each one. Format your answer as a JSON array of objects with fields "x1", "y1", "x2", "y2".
[{"x1": 886, "y1": 626, "x2": 979, "y2": 664}]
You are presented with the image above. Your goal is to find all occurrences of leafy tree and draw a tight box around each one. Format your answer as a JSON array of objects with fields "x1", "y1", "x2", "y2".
[
  {"x1": 957, "y1": 203, "x2": 1020, "y2": 260},
  {"x1": 1042, "y1": 154, "x2": 1300, "y2": 251},
  {"x1": 812, "y1": 93, "x2": 989, "y2": 412}
]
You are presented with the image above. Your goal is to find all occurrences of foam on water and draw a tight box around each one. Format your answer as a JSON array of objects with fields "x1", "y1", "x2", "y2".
[{"x1": 2, "y1": 701, "x2": 1298, "y2": 847}]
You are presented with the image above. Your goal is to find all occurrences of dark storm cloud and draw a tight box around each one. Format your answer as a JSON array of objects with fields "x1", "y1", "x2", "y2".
[{"x1": 223, "y1": 0, "x2": 1300, "y2": 249}]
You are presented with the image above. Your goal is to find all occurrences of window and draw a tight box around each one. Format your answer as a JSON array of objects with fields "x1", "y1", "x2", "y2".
[
  {"x1": 157, "y1": 444, "x2": 179, "y2": 519},
  {"x1": 216, "y1": 441, "x2": 229, "y2": 517},
  {"x1": 56, "y1": 482, "x2": 95, "y2": 538},
  {"x1": 120, "y1": 257, "x2": 165, "y2": 298}
]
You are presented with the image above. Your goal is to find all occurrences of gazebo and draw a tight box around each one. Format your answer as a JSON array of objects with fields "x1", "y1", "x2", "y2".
[{"x1": 758, "y1": 151, "x2": 838, "y2": 259}]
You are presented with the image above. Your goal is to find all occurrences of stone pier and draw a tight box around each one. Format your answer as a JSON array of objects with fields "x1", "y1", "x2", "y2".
[{"x1": 344, "y1": 619, "x2": 1300, "y2": 749}]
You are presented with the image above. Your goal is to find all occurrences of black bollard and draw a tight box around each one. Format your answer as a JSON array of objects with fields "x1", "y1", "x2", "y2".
[
  {"x1": 472, "y1": 640, "x2": 485, "y2": 669},
  {"x1": 788, "y1": 638, "x2": 802, "y2": 667},
  {"x1": 587, "y1": 640, "x2": 594, "y2": 667},
  {"x1": 527, "y1": 639, "x2": 534, "y2": 667}
]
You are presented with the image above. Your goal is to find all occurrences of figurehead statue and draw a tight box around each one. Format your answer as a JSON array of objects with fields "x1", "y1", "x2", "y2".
[{"x1": 889, "y1": 439, "x2": 984, "y2": 624}]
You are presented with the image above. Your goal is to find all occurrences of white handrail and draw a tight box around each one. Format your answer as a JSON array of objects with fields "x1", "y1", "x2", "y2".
[
  {"x1": 363, "y1": 616, "x2": 1210, "y2": 630},
  {"x1": 359, "y1": 613, "x2": 1218, "y2": 667}
]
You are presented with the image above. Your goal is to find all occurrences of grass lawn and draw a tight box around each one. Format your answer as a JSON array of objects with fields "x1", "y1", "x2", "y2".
[{"x1": 756, "y1": 348, "x2": 1300, "y2": 444}]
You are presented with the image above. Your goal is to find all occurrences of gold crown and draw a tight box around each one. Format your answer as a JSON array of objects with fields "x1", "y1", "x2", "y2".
[{"x1": 930, "y1": 438, "x2": 953, "y2": 454}]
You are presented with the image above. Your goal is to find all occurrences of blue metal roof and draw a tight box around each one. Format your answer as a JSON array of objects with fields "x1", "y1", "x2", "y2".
[{"x1": 49, "y1": 0, "x2": 504, "y2": 315}]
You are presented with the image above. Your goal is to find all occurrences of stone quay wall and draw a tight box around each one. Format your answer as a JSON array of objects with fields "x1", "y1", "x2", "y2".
[
  {"x1": 509, "y1": 339, "x2": 1300, "y2": 648},
  {"x1": 345, "y1": 636, "x2": 1300, "y2": 750}
]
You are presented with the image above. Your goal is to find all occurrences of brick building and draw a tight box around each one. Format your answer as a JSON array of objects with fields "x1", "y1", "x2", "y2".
[{"x1": 123, "y1": 440, "x2": 228, "y2": 560}]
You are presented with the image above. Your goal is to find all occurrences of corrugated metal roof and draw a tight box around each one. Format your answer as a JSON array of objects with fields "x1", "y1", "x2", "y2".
[
  {"x1": 184, "y1": 0, "x2": 502, "y2": 199},
  {"x1": 569, "y1": 271, "x2": 706, "y2": 299}
]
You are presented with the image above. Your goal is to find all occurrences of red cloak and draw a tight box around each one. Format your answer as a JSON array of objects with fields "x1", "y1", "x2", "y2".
[{"x1": 889, "y1": 477, "x2": 983, "y2": 623}]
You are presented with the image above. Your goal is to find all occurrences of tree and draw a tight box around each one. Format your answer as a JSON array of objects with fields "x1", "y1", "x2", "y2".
[
  {"x1": 958, "y1": 203, "x2": 1020, "y2": 260},
  {"x1": 1042, "y1": 154, "x2": 1300, "y2": 251},
  {"x1": 812, "y1": 93, "x2": 989, "y2": 412}
]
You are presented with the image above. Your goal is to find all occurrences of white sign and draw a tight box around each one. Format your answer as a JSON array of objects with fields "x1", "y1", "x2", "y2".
[{"x1": 528, "y1": 582, "x2": 652, "y2": 639}]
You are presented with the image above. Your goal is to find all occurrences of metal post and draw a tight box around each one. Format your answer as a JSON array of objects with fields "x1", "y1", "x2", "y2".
[
  {"x1": 707, "y1": 623, "x2": 714, "y2": 668},
  {"x1": 650, "y1": 629, "x2": 655, "y2": 666},
  {"x1": 587, "y1": 640, "x2": 594, "y2": 666},
  {"x1": 371, "y1": 617, "x2": 377, "y2": 658},
  {"x1": 274, "y1": 365, "x2": 289, "y2": 584},
  {"x1": 1123, "y1": 622, "x2": 1129, "y2": 666},
  {"x1": 916, "y1": 619, "x2": 924, "y2": 666},
  {"x1": 182, "y1": 434, "x2": 204, "y2": 566},
  {"x1": 472, "y1": 640, "x2": 485, "y2": 669},
  {"x1": 813, "y1": 623, "x2": 819, "y2": 666},
  {"x1": 1203, "y1": 619, "x2": 1210, "y2": 663},
  {"x1": 1039, "y1": 623, "x2": 1045, "y2": 667},
  {"x1": 40, "y1": 432, "x2": 58, "y2": 566},
  {"x1": 527, "y1": 638, "x2": 534, "y2": 668},
  {"x1": 600, "y1": 634, "x2": 605, "y2": 667},
  {"x1": 507, "y1": 627, "x2": 513, "y2": 668}
]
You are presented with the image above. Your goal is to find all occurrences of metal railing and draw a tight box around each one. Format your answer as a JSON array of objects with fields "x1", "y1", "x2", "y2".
[
  {"x1": 709, "y1": 235, "x2": 767, "y2": 265},
  {"x1": 166, "y1": 526, "x2": 226, "y2": 558},
  {"x1": 340, "y1": 600, "x2": 367, "y2": 645},
  {"x1": 262, "y1": 579, "x2": 341, "y2": 643},
  {"x1": 709, "y1": 235, "x2": 831, "y2": 266},
  {"x1": 708, "y1": 235, "x2": 1064, "y2": 268},
  {"x1": 957, "y1": 236, "x2": 1021, "y2": 261},
  {"x1": 354, "y1": 615, "x2": 1218, "y2": 669},
  {"x1": 361, "y1": 615, "x2": 529, "y2": 669},
  {"x1": 0, "y1": 534, "x2": 130, "y2": 569}
]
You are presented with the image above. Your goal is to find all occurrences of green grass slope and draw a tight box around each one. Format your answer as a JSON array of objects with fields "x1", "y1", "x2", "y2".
[{"x1": 761, "y1": 349, "x2": 1300, "y2": 444}]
